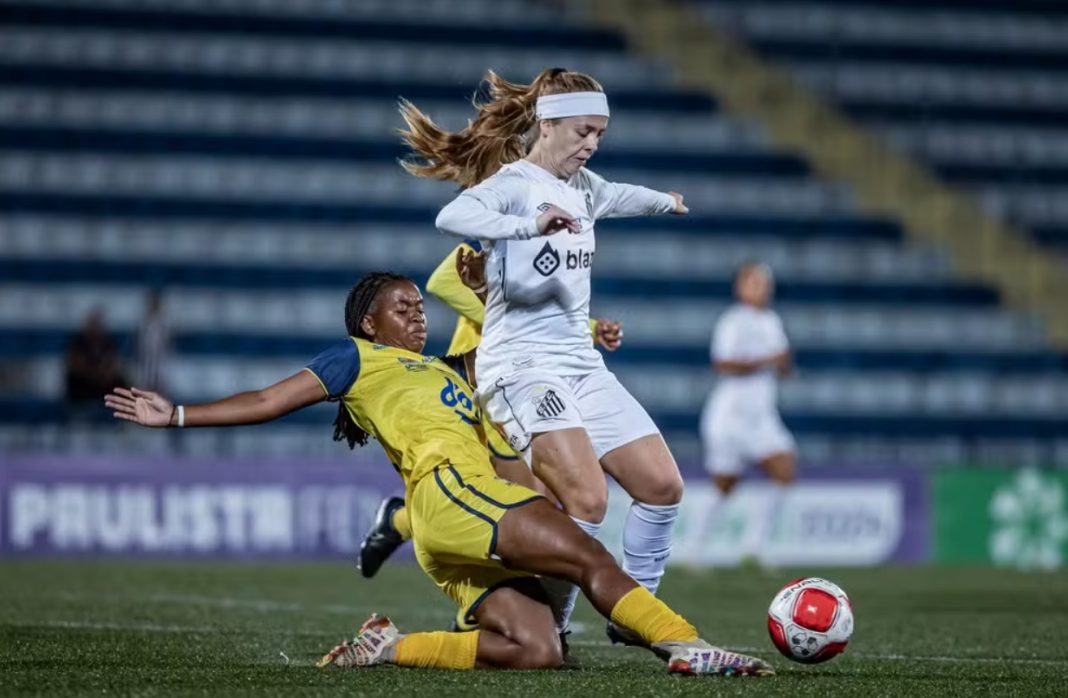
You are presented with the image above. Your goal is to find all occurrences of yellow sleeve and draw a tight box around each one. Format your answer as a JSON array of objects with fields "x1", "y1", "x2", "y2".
[
  {"x1": 426, "y1": 243, "x2": 485, "y2": 326},
  {"x1": 588, "y1": 318, "x2": 598, "y2": 346}
]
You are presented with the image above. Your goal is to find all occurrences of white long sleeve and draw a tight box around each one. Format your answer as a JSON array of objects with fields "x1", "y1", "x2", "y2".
[
  {"x1": 584, "y1": 168, "x2": 676, "y2": 219},
  {"x1": 435, "y1": 179, "x2": 540, "y2": 241}
]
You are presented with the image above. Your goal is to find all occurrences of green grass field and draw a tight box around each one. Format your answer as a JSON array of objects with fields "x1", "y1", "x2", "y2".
[{"x1": 1, "y1": 560, "x2": 1066, "y2": 696}]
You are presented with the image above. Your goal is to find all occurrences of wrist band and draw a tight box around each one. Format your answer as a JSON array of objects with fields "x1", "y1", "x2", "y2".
[
  {"x1": 471, "y1": 284, "x2": 488, "y2": 294},
  {"x1": 177, "y1": 405, "x2": 185, "y2": 428}
]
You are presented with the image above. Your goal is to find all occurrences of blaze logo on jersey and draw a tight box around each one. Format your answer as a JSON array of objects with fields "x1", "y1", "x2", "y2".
[
  {"x1": 566, "y1": 249, "x2": 594, "y2": 270},
  {"x1": 535, "y1": 389, "x2": 567, "y2": 418},
  {"x1": 532, "y1": 242, "x2": 561, "y2": 276}
]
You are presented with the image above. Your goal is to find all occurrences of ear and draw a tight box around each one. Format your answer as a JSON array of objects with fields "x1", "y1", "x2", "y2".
[
  {"x1": 359, "y1": 314, "x2": 375, "y2": 338},
  {"x1": 539, "y1": 119, "x2": 553, "y2": 139}
]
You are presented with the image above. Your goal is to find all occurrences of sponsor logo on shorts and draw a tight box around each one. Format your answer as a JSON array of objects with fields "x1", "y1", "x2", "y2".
[{"x1": 535, "y1": 389, "x2": 567, "y2": 418}]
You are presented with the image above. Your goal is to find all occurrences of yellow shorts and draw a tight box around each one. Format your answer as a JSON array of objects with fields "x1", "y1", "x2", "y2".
[
  {"x1": 485, "y1": 421, "x2": 520, "y2": 462},
  {"x1": 409, "y1": 464, "x2": 542, "y2": 628}
]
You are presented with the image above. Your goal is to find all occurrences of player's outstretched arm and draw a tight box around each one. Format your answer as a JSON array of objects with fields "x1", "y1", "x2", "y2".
[
  {"x1": 105, "y1": 371, "x2": 327, "y2": 428},
  {"x1": 436, "y1": 178, "x2": 579, "y2": 241},
  {"x1": 585, "y1": 168, "x2": 688, "y2": 219}
]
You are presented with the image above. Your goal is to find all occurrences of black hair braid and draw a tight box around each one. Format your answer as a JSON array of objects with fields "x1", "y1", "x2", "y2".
[{"x1": 332, "y1": 272, "x2": 411, "y2": 449}]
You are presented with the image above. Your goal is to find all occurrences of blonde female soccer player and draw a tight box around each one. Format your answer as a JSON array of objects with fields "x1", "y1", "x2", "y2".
[
  {"x1": 105, "y1": 272, "x2": 771, "y2": 677},
  {"x1": 400, "y1": 68, "x2": 688, "y2": 640}
]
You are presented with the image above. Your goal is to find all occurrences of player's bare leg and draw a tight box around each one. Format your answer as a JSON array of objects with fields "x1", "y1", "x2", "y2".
[
  {"x1": 494, "y1": 498, "x2": 773, "y2": 676},
  {"x1": 493, "y1": 456, "x2": 559, "y2": 505},
  {"x1": 470, "y1": 580, "x2": 563, "y2": 668},
  {"x1": 759, "y1": 451, "x2": 796, "y2": 485},
  {"x1": 529, "y1": 428, "x2": 606, "y2": 523},
  {"x1": 526, "y1": 428, "x2": 607, "y2": 634}
]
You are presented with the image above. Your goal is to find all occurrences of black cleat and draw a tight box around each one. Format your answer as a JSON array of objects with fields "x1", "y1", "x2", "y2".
[
  {"x1": 607, "y1": 621, "x2": 670, "y2": 660},
  {"x1": 559, "y1": 630, "x2": 581, "y2": 669},
  {"x1": 357, "y1": 496, "x2": 406, "y2": 578}
]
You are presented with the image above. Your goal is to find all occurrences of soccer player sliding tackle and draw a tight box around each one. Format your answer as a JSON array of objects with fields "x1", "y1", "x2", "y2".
[
  {"x1": 105, "y1": 273, "x2": 772, "y2": 676},
  {"x1": 358, "y1": 242, "x2": 621, "y2": 579}
]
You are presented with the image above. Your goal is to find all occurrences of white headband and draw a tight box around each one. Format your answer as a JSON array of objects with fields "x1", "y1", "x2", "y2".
[{"x1": 535, "y1": 92, "x2": 610, "y2": 120}]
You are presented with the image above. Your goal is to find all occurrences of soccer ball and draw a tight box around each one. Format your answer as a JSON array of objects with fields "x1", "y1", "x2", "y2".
[{"x1": 767, "y1": 577, "x2": 853, "y2": 664}]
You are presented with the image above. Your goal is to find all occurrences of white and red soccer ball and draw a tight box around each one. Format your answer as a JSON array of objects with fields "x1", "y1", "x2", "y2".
[{"x1": 767, "y1": 577, "x2": 853, "y2": 664}]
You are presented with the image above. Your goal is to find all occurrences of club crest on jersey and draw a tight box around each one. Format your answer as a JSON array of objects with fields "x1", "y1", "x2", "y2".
[
  {"x1": 535, "y1": 389, "x2": 567, "y2": 418},
  {"x1": 532, "y1": 242, "x2": 561, "y2": 276},
  {"x1": 396, "y1": 357, "x2": 429, "y2": 372}
]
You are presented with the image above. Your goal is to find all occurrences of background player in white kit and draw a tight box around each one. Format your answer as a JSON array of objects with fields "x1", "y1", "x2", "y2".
[
  {"x1": 399, "y1": 68, "x2": 688, "y2": 645},
  {"x1": 700, "y1": 262, "x2": 796, "y2": 565}
]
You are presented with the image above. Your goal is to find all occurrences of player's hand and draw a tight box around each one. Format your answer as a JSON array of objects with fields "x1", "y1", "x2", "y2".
[
  {"x1": 456, "y1": 247, "x2": 487, "y2": 292},
  {"x1": 536, "y1": 205, "x2": 581, "y2": 235},
  {"x1": 105, "y1": 386, "x2": 174, "y2": 428},
  {"x1": 667, "y1": 192, "x2": 688, "y2": 215},
  {"x1": 594, "y1": 318, "x2": 623, "y2": 352}
]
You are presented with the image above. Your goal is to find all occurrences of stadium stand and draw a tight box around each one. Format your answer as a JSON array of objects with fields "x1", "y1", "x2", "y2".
[{"x1": 1, "y1": 0, "x2": 1066, "y2": 467}]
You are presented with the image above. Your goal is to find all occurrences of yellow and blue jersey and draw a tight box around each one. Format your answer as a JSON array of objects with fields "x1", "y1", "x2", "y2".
[{"x1": 305, "y1": 337, "x2": 492, "y2": 488}]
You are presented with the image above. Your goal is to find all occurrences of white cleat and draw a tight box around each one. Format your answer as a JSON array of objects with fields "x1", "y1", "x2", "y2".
[
  {"x1": 656, "y1": 639, "x2": 775, "y2": 677},
  {"x1": 316, "y1": 613, "x2": 401, "y2": 669}
]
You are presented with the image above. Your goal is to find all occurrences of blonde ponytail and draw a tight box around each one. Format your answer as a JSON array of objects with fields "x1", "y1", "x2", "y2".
[{"x1": 399, "y1": 68, "x2": 604, "y2": 189}]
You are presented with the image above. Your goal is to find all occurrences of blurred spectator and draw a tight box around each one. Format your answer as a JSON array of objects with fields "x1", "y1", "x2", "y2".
[
  {"x1": 135, "y1": 290, "x2": 171, "y2": 392},
  {"x1": 64, "y1": 308, "x2": 125, "y2": 420}
]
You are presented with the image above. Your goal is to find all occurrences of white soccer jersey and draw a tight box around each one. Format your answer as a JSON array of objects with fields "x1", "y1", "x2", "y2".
[
  {"x1": 708, "y1": 303, "x2": 789, "y2": 418},
  {"x1": 435, "y1": 159, "x2": 676, "y2": 384}
]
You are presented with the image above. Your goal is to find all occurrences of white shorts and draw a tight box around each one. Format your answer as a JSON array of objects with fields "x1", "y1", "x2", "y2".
[
  {"x1": 700, "y1": 404, "x2": 795, "y2": 476},
  {"x1": 480, "y1": 366, "x2": 660, "y2": 464}
]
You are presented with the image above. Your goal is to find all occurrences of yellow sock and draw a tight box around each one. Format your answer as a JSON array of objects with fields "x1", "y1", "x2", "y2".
[
  {"x1": 391, "y1": 506, "x2": 412, "y2": 540},
  {"x1": 610, "y1": 586, "x2": 698, "y2": 645},
  {"x1": 393, "y1": 630, "x2": 479, "y2": 670}
]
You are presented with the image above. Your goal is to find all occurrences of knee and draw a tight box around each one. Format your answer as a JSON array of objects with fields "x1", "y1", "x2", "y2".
[
  {"x1": 640, "y1": 472, "x2": 684, "y2": 505},
  {"x1": 713, "y1": 476, "x2": 737, "y2": 495},
  {"x1": 564, "y1": 490, "x2": 607, "y2": 524},
  {"x1": 512, "y1": 633, "x2": 563, "y2": 670}
]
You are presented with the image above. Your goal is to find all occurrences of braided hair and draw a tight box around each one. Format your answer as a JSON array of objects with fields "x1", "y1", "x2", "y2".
[{"x1": 333, "y1": 272, "x2": 412, "y2": 449}]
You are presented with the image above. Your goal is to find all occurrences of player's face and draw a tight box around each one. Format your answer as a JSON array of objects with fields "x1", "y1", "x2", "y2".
[
  {"x1": 737, "y1": 268, "x2": 773, "y2": 307},
  {"x1": 544, "y1": 115, "x2": 608, "y2": 177},
  {"x1": 365, "y1": 281, "x2": 428, "y2": 353}
]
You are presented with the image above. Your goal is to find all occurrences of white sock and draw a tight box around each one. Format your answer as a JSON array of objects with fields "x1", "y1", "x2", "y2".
[
  {"x1": 622, "y1": 501, "x2": 679, "y2": 596},
  {"x1": 745, "y1": 482, "x2": 786, "y2": 561},
  {"x1": 541, "y1": 515, "x2": 602, "y2": 633}
]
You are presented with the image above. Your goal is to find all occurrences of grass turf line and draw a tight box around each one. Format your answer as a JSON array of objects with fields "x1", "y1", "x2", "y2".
[{"x1": 1, "y1": 560, "x2": 1066, "y2": 696}]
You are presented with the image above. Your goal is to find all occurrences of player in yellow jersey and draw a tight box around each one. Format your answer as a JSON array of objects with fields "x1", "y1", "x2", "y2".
[
  {"x1": 106, "y1": 272, "x2": 771, "y2": 676},
  {"x1": 358, "y1": 241, "x2": 623, "y2": 578}
]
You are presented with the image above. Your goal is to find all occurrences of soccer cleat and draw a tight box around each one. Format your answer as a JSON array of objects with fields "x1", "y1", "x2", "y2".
[
  {"x1": 316, "y1": 614, "x2": 400, "y2": 669},
  {"x1": 657, "y1": 639, "x2": 774, "y2": 677},
  {"x1": 559, "y1": 630, "x2": 581, "y2": 670},
  {"x1": 357, "y1": 496, "x2": 406, "y2": 578}
]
